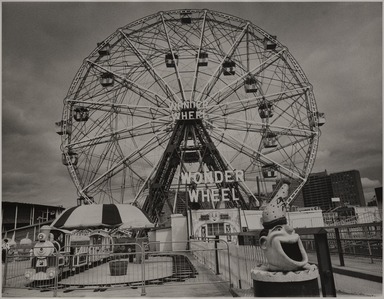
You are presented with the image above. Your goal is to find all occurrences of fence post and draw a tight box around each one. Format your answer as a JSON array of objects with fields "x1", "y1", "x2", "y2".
[
  {"x1": 236, "y1": 245, "x2": 242, "y2": 289},
  {"x1": 2, "y1": 250, "x2": 8, "y2": 294},
  {"x1": 366, "y1": 226, "x2": 374, "y2": 264},
  {"x1": 296, "y1": 227, "x2": 336, "y2": 297},
  {"x1": 226, "y1": 241, "x2": 232, "y2": 289},
  {"x1": 367, "y1": 240, "x2": 373, "y2": 264},
  {"x1": 140, "y1": 244, "x2": 146, "y2": 296},
  {"x1": 214, "y1": 235, "x2": 220, "y2": 275},
  {"x1": 53, "y1": 250, "x2": 58, "y2": 297},
  {"x1": 334, "y1": 227, "x2": 345, "y2": 266},
  {"x1": 314, "y1": 229, "x2": 336, "y2": 297}
]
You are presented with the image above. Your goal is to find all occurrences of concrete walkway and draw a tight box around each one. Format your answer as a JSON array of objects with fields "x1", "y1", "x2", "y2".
[
  {"x1": 307, "y1": 252, "x2": 382, "y2": 277},
  {"x1": 229, "y1": 252, "x2": 383, "y2": 297},
  {"x1": 2, "y1": 282, "x2": 233, "y2": 297}
]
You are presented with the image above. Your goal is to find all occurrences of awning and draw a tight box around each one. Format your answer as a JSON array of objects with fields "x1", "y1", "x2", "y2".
[{"x1": 51, "y1": 204, "x2": 153, "y2": 230}]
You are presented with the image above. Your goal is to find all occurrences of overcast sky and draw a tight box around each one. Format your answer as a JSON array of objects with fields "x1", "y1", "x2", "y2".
[{"x1": 2, "y1": 2, "x2": 382, "y2": 208}]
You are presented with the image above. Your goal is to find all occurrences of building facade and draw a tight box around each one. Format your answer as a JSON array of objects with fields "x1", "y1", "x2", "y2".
[
  {"x1": 301, "y1": 170, "x2": 334, "y2": 211},
  {"x1": 330, "y1": 170, "x2": 366, "y2": 207},
  {"x1": 290, "y1": 179, "x2": 305, "y2": 208},
  {"x1": 299, "y1": 169, "x2": 367, "y2": 211},
  {"x1": 2, "y1": 201, "x2": 65, "y2": 232}
]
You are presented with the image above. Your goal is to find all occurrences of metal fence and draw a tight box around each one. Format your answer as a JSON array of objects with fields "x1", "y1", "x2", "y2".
[
  {"x1": 5, "y1": 224, "x2": 380, "y2": 297},
  {"x1": 300, "y1": 223, "x2": 382, "y2": 275},
  {"x1": 191, "y1": 238, "x2": 266, "y2": 289},
  {"x1": 2, "y1": 239, "x2": 232, "y2": 296},
  {"x1": 2, "y1": 243, "x2": 146, "y2": 296},
  {"x1": 301, "y1": 224, "x2": 382, "y2": 258}
]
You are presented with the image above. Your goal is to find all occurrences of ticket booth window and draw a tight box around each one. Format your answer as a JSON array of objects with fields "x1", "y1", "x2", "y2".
[{"x1": 207, "y1": 223, "x2": 225, "y2": 236}]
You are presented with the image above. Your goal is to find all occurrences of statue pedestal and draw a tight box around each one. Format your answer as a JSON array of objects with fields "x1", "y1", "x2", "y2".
[{"x1": 251, "y1": 264, "x2": 320, "y2": 297}]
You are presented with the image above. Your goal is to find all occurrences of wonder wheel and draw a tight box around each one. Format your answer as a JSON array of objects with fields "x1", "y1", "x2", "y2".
[{"x1": 57, "y1": 9, "x2": 323, "y2": 223}]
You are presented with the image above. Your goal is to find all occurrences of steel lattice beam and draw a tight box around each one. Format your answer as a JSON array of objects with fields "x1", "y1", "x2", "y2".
[{"x1": 141, "y1": 118, "x2": 248, "y2": 223}]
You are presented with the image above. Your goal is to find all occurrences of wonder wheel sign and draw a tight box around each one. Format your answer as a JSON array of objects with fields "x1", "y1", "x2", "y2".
[{"x1": 57, "y1": 9, "x2": 323, "y2": 224}]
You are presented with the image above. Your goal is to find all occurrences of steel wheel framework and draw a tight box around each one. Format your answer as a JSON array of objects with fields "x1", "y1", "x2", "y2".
[{"x1": 59, "y1": 9, "x2": 321, "y2": 223}]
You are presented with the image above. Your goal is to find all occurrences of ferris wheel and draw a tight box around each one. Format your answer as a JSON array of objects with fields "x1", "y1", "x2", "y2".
[{"x1": 57, "y1": 9, "x2": 323, "y2": 222}]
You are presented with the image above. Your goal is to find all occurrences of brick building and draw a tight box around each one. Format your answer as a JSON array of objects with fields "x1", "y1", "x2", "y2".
[
  {"x1": 296, "y1": 169, "x2": 367, "y2": 211},
  {"x1": 330, "y1": 170, "x2": 366, "y2": 207}
]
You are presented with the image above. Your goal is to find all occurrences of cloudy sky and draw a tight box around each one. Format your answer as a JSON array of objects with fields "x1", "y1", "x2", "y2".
[{"x1": 2, "y1": 1, "x2": 382, "y2": 208}]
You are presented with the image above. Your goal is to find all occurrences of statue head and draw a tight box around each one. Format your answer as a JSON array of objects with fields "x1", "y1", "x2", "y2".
[
  {"x1": 259, "y1": 223, "x2": 308, "y2": 271},
  {"x1": 259, "y1": 182, "x2": 308, "y2": 271}
]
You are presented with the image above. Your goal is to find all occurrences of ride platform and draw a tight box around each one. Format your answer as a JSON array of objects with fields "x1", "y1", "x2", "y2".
[{"x1": 59, "y1": 256, "x2": 173, "y2": 286}]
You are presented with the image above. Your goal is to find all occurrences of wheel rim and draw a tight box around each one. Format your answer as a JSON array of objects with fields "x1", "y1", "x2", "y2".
[{"x1": 59, "y1": 9, "x2": 320, "y2": 216}]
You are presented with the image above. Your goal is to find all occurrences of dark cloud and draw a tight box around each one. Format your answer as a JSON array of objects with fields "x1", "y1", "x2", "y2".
[{"x1": 2, "y1": 2, "x2": 382, "y2": 207}]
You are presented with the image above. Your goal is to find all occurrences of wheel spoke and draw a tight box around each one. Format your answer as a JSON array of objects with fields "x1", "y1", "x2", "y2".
[
  {"x1": 87, "y1": 60, "x2": 170, "y2": 108},
  {"x1": 205, "y1": 86, "x2": 310, "y2": 115},
  {"x1": 206, "y1": 48, "x2": 286, "y2": 107},
  {"x1": 67, "y1": 117, "x2": 171, "y2": 150},
  {"x1": 160, "y1": 13, "x2": 187, "y2": 102},
  {"x1": 206, "y1": 114, "x2": 314, "y2": 138},
  {"x1": 196, "y1": 22, "x2": 249, "y2": 104},
  {"x1": 67, "y1": 99, "x2": 169, "y2": 120},
  {"x1": 82, "y1": 130, "x2": 170, "y2": 194},
  {"x1": 205, "y1": 119, "x2": 305, "y2": 180},
  {"x1": 190, "y1": 10, "x2": 208, "y2": 102},
  {"x1": 119, "y1": 29, "x2": 180, "y2": 104}
]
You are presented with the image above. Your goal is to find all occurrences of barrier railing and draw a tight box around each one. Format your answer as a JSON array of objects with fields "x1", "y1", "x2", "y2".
[
  {"x1": 2, "y1": 242, "x2": 145, "y2": 296},
  {"x1": 189, "y1": 238, "x2": 231, "y2": 286},
  {"x1": 192, "y1": 237, "x2": 266, "y2": 289},
  {"x1": 145, "y1": 239, "x2": 231, "y2": 287},
  {"x1": 2, "y1": 240, "x2": 231, "y2": 296},
  {"x1": 301, "y1": 223, "x2": 383, "y2": 269}
]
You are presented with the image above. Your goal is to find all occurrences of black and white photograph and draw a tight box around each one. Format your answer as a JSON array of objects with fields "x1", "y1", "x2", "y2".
[{"x1": 2, "y1": 1, "x2": 382, "y2": 297}]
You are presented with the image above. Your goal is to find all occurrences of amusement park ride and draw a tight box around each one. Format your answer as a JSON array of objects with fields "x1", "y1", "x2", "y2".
[
  {"x1": 11, "y1": 8, "x2": 328, "y2": 290},
  {"x1": 55, "y1": 9, "x2": 325, "y2": 226}
]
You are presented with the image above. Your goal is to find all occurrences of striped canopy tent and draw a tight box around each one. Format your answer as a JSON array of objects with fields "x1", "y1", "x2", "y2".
[{"x1": 51, "y1": 204, "x2": 153, "y2": 230}]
